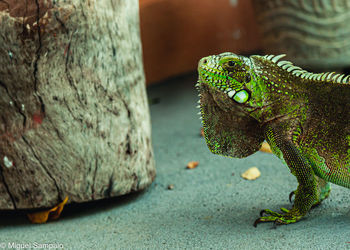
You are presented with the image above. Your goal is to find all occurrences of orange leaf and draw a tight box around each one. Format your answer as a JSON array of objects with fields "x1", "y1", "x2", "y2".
[{"x1": 27, "y1": 196, "x2": 68, "y2": 224}]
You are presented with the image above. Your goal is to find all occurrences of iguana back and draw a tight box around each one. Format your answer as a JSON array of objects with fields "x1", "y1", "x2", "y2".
[{"x1": 251, "y1": 55, "x2": 350, "y2": 188}]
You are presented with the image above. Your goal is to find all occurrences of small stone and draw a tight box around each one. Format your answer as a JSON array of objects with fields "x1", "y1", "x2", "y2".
[
  {"x1": 260, "y1": 142, "x2": 272, "y2": 153},
  {"x1": 241, "y1": 167, "x2": 261, "y2": 180},
  {"x1": 167, "y1": 184, "x2": 174, "y2": 190},
  {"x1": 186, "y1": 161, "x2": 199, "y2": 169}
]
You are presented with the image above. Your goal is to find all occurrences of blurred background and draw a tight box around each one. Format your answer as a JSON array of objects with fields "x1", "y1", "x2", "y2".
[
  {"x1": 140, "y1": 0, "x2": 261, "y2": 84},
  {"x1": 140, "y1": 0, "x2": 350, "y2": 85}
]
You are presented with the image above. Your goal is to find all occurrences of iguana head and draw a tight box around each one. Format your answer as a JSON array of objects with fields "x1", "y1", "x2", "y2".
[
  {"x1": 196, "y1": 52, "x2": 265, "y2": 158},
  {"x1": 198, "y1": 52, "x2": 254, "y2": 105}
]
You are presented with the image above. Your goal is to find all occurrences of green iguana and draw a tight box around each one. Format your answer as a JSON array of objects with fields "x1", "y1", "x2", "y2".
[{"x1": 196, "y1": 52, "x2": 350, "y2": 227}]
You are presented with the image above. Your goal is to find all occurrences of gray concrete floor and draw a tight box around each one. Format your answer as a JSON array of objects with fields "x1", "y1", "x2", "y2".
[{"x1": 1, "y1": 73, "x2": 350, "y2": 249}]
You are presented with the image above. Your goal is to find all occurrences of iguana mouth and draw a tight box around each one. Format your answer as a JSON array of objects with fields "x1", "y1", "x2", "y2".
[
  {"x1": 197, "y1": 80, "x2": 259, "y2": 113},
  {"x1": 197, "y1": 80, "x2": 279, "y2": 126}
]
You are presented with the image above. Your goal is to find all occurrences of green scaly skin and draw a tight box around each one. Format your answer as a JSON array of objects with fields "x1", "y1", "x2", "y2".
[{"x1": 196, "y1": 52, "x2": 350, "y2": 227}]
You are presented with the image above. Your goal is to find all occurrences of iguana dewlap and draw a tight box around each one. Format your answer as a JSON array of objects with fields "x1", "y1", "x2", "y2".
[{"x1": 196, "y1": 52, "x2": 350, "y2": 226}]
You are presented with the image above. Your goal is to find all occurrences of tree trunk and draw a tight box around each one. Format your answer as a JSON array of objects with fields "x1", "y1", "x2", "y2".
[{"x1": 0, "y1": 0, "x2": 155, "y2": 209}]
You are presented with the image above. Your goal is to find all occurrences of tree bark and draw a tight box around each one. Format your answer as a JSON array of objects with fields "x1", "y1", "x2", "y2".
[{"x1": 0, "y1": 0, "x2": 155, "y2": 209}]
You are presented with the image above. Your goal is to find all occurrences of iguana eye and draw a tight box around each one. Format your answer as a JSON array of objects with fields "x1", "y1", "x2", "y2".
[
  {"x1": 228, "y1": 61, "x2": 235, "y2": 67},
  {"x1": 233, "y1": 90, "x2": 250, "y2": 103}
]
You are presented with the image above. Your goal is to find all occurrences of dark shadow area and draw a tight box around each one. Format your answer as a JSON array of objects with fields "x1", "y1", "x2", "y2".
[
  {"x1": 61, "y1": 189, "x2": 148, "y2": 221},
  {"x1": 0, "y1": 188, "x2": 149, "y2": 227}
]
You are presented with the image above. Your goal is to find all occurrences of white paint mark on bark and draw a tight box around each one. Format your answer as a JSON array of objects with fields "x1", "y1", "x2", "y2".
[{"x1": 3, "y1": 156, "x2": 13, "y2": 168}]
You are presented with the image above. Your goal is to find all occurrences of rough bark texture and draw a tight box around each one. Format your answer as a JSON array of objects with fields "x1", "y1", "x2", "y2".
[{"x1": 0, "y1": 0, "x2": 155, "y2": 210}]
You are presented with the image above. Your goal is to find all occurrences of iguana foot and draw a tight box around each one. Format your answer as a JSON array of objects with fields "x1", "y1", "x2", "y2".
[
  {"x1": 288, "y1": 191, "x2": 321, "y2": 208},
  {"x1": 253, "y1": 208, "x2": 301, "y2": 227},
  {"x1": 289, "y1": 180, "x2": 331, "y2": 207}
]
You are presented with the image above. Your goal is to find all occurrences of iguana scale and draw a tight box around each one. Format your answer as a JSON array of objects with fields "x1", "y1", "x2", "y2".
[{"x1": 196, "y1": 52, "x2": 350, "y2": 226}]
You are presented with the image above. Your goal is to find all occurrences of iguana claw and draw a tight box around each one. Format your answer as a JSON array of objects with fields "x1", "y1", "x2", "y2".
[{"x1": 254, "y1": 208, "x2": 299, "y2": 227}]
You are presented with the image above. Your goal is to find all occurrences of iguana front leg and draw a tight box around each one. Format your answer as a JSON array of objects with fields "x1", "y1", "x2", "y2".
[{"x1": 254, "y1": 126, "x2": 320, "y2": 227}]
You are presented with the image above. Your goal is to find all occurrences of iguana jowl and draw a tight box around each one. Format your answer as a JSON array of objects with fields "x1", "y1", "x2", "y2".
[{"x1": 196, "y1": 52, "x2": 350, "y2": 226}]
